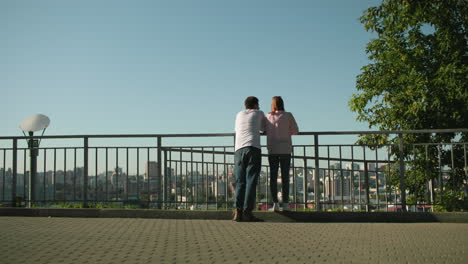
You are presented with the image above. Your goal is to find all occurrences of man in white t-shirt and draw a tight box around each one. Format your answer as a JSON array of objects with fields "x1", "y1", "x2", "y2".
[{"x1": 233, "y1": 96, "x2": 266, "y2": 222}]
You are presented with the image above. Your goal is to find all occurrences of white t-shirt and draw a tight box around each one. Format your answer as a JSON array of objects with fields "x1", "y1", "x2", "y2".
[{"x1": 234, "y1": 109, "x2": 266, "y2": 151}]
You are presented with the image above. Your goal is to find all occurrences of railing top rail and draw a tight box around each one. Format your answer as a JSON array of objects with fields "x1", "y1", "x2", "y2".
[{"x1": 0, "y1": 128, "x2": 466, "y2": 140}]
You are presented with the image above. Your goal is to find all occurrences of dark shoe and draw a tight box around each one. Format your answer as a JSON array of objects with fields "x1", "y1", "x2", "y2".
[
  {"x1": 243, "y1": 209, "x2": 264, "y2": 222},
  {"x1": 232, "y1": 208, "x2": 243, "y2": 222}
]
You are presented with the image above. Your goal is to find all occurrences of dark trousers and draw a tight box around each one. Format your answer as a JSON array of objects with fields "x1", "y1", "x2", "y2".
[
  {"x1": 234, "y1": 147, "x2": 261, "y2": 210},
  {"x1": 268, "y1": 154, "x2": 291, "y2": 203}
]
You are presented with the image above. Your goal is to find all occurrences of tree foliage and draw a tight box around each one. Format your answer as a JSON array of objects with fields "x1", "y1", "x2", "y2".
[{"x1": 349, "y1": 0, "x2": 467, "y2": 206}]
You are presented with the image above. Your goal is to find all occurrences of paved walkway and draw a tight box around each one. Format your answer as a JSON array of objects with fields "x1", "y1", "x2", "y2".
[{"x1": 1, "y1": 217, "x2": 467, "y2": 264}]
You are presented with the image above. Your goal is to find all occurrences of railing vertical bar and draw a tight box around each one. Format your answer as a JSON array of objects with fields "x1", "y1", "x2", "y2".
[
  {"x1": 53, "y1": 148, "x2": 56, "y2": 203},
  {"x1": 216, "y1": 163, "x2": 219, "y2": 210},
  {"x1": 350, "y1": 146, "x2": 355, "y2": 212},
  {"x1": 95, "y1": 148, "x2": 98, "y2": 203},
  {"x1": 224, "y1": 147, "x2": 228, "y2": 211},
  {"x1": 291, "y1": 147, "x2": 295, "y2": 210},
  {"x1": 64, "y1": 149, "x2": 67, "y2": 202},
  {"x1": 386, "y1": 147, "x2": 391, "y2": 212},
  {"x1": 451, "y1": 143, "x2": 455, "y2": 191},
  {"x1": 411, "y1": 144, "x2": 416, "y2": 212},
  {"x1": 174, "y1": 149, "x2": 180, "y2": 208},
  {"x1": 202, "y1": 147, "x2": 207, "y2": 210},
  {"x1": 116, "y1": 147, "x2": 120, "y2": 202},
  {"x1": 174, "y1": 149, "x2": 179, "y2": 208},
  {"x1": 213, "y1": 147, "x2": 217, "y2": 210},
  {"x1": 339, "y1": 146, "x2": 343, "y2": 211},
  {"x1": 23, "y1": 149, "x2": 26, "y2": 204},
  {"x1": 206, "y1": 161, "x2": 210, "y2": 210},
  {"x1": 327, "y1": 146, "x2": 331, "y2": 210},
  {"x1": 2, "y1": 149, "x2": 6, "y2": 202},
  {"x1": 73, "y1": 148, "x2": 76, "y2": 203},
  {"x1": 157, "y1": 137, "x2": 162, "y2": 209},
  {"x1": 265, "y1": 165, "x2": 269, "y2": 211},
  {"x1": 292, "y1": 148, "x2": 296, "y2": 210},
  {"x1": 185, "y1": 160, "x2": 188, "y2": 210},
  {"x1": 438, "y1": 144, "x2": 442, "y2": 205},
  {"x1": 314, "y1": 135, "x2": 320, "y2": 211},
  {"x1": 207, "y1": 161, "x2": 210, "y2": 209},
  {"x1": 179, "y1": 149, "x2": 183, "y2": 208},
  {"x1": 398, "y1": 134, "x2": 407, "y2": 212},
  {"x1": 363, "y1": 147, "x2": 369, "y2": 212},
  {"x1": 464, "y1": 144, "x2": 467, "y2": 201},
  {"x1": 126, "y1": 147, "x2": 129, "y2": 202},
  {"x1": 375, "y1": 147, "x2": 379, "y2": 211},
  {"x1": 364, "y1": 160, "x2": 369, "y2": 212},
  {"x1": 180, "y1": 149, "x2": 184, "y2": 209},
  {"x1": 170, "y1": 150, "x2": 175, "y2": 208},
  {"x1": 190, "y1": 148, "x2": 194, "y2": 207},
  {"x1": 148, "y1": 148, "x2": 151, "y2": 208},
  {"x1": 169, "y1": 149, "x2": 172, "y2": 208},
  {"x1": 303, "y1": 146, "x2": 307, "y2": 211},
  {"x1": 12, "y1": 139, "x2": 18, "y2": 206},
  {"x1": 43, "y1": 148, "x2": 46, "y2": 203},
  {"x1": 196, "y1": 162, "x2": 199, "y2": 208},
  {"x1": 136, "y1": 148, "x2": 139, "y2": 201},
  {"x1": 105, "y1": 148, "x2": 108, "y2": 203},
  {"x1": 358, "y1": 147, "x2": 364, "y2": 207},
  {"x1": 83, "y1": 137, "x2": 88, "y2": 207}
]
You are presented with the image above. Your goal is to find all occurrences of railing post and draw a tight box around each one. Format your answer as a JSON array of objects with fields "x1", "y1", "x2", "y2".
[
  {"x1": 303, "y1": 157, "x2": 307, "y2": 210},
  {"x1": 314, "y1": 135, "x2": 321, "y2": 211},
  {"x1": 364, "y1": 161, "x2": 370, "y2": 212},
  {"x1": 83, "y1": 137, "x2": 88, "y2": 208},
  {"x1": 163, "y1": 149, "x2": 168, "y2": 209},
  {"x1": 12, "y1": 139, "x2": 17, "y2": 207},
  {"x1": 157, "y1": 136, "x2": 162, "y2": 209},
  {"x1": 398, "y1": 133, "x2": 407, "y2": 212}
]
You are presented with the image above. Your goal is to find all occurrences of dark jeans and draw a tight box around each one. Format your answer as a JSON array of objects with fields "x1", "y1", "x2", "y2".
[
  {"x1": 234, "y1": 147, "x2": 261, "y2": 210},
  {"x1": 268, "y1": 154, "x2": 291, "y2": 203}
]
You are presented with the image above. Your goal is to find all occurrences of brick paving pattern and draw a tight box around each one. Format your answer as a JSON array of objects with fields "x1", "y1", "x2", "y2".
[{"x1": 1, "y1": 217, "x2": 467, "y2": 264}]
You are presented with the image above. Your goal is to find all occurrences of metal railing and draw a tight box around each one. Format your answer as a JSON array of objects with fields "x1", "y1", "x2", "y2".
[{"x1": 0, "y1": 129, "x2": 466, "y2": 212}]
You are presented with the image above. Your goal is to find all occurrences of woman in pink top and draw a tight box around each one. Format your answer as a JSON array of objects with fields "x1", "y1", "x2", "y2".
[{"x1": 265, "y1": 96, "x2": 299, "y2": 211}]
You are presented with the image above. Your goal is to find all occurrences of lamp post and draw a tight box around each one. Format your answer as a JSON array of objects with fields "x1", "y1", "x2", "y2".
[
  {"x1": 28, "y1": 131, "x2": 39, "y2": 208},
  {"x1": 20, "y1": 114, "x2": 50, "y2": 208}
]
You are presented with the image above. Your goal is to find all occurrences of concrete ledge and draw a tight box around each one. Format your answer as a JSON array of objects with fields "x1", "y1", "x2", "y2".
[{"x1": 1, "y1": 208, "x2": 467, "y2": 223}]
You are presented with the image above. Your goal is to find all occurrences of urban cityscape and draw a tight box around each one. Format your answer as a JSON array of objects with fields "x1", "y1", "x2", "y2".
[{"x1": 1, "y1": 158, "x2": 423, "y2": 211}]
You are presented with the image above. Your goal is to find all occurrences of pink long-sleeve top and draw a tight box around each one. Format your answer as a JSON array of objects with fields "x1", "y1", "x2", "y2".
[{"x1": 265, "y1": 111, "x2": 299, "y2": 154}]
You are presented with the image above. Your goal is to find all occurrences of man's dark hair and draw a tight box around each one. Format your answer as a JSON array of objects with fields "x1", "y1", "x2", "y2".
[{"x1": 244, "y1": 96, "x2": 259, "y2": 109}]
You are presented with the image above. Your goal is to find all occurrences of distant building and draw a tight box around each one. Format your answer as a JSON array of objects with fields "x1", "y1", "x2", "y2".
[
  {"x1": 345, "y1": 163, "x2": 361, "y2": 171},
  {"x1": 146, "y1": 161, "x2": 162, "y2": 200},
  {"x1": 145, "y1": 162, "x2": 159, "y2": 180}
]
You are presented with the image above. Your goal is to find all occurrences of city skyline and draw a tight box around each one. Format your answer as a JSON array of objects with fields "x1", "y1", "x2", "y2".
[{"x1": 0, "y1": 161, "x2": 394, "y2": 203}]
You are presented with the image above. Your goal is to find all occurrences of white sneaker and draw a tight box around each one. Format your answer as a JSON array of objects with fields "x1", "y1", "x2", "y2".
[
  {"x1": 269, "y1": 203, "x2": 280, "y2": 212},
  {"x1": 282, "y1": 203, "x2": 290, "y2": 211}
]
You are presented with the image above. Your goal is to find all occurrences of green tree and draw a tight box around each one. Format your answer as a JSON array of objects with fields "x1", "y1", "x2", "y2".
[{"x1": 349, "y1": 0, "x2": 467, "y2": 208}]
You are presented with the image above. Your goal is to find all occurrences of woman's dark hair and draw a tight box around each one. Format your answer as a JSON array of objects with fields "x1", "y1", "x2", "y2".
[
  {"x1": 271, "y1": 96, "x2": 284, "y2": 111},
  {"x1": 244, "y1": 96, "x2": 259, "y2": 109}
]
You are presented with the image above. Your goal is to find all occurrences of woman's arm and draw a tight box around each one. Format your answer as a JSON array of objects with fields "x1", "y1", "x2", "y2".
[{"x1": 289, "y1": 113, "x2": 299, "y2": 135}]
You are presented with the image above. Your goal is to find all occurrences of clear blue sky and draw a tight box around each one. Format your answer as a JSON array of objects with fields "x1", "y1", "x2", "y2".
[{"x1": 1, "y1": 0, "x2": 377, "y2": 139}]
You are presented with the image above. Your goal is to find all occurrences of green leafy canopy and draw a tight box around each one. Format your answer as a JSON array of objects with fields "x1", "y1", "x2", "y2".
[{"x1": 349, "y1": 0, "x2": 467, "y2": 139}]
